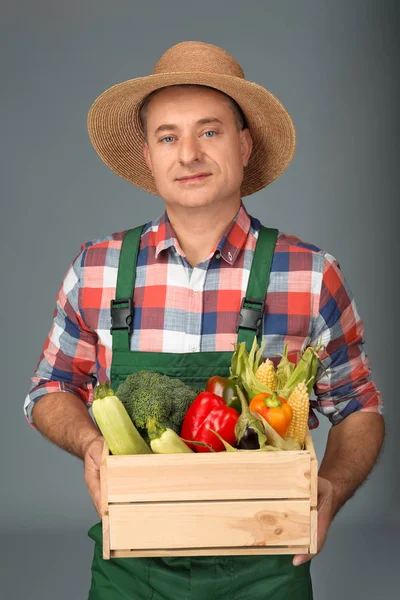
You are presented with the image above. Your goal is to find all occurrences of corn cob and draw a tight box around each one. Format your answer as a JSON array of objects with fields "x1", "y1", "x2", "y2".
[
  {"x1": 255, "y1": 359, "x2": 278, "y2": 391},
  {"x1": 92, "y1": 383, "x2": 152, "y2": 455},
  {"x1": 285, "y1": 381, "x2": 309, "y2": 446}
]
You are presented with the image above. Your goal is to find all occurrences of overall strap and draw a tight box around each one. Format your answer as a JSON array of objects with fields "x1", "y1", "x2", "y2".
[
  {"x1": 110, "y1": 226, "x2": 143, "y2": 352},
  {"x1": 237, "y1": 226, "x2": 278, "y2": 351},
  {"x1": 110, "y1": 224, "x2": 278, "y2": 354}
]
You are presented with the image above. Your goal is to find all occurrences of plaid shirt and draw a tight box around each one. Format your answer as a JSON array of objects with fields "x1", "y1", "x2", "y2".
[{"x1": 24, "y1": 202, "x2": 382, "y2": 430}]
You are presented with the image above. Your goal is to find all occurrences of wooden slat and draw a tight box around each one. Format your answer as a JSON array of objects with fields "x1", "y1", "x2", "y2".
[
  {"x1": 305, "y1": 430, "x2": 318, "y2": 509},
  {"x1": 109, "y1": 500, "x2": 310, "y2": 550},
  {"x1": 304, "y1": 430, "x2": 317, "y2": 460},
  {"x1": 110, "y1": 545, "x2": 310, "y2": 558},
  {"x1": 310, "y1": 457, "x2": 318, "y2": 508},
  {"x1": 105, "y1": 451, "x2": 311, "y2": 502},
  {"x1": 100, "y1": 441, "x2": 110, "y2": 559},
  {"x1": 309, "y1": 508, "x2": 318, "y2": 554},
  {"x1": 100, "y1": 441, "x2": 109, "y2": 516}
]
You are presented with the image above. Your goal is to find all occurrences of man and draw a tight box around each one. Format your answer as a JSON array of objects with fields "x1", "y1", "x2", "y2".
[{"x1": 24, "y1": 41, "x2": 384, "y2": 599}]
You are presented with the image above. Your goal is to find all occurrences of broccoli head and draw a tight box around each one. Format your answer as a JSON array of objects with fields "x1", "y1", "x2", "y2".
[{"x1": 116, "y1": 370, "x2": 198, "y2": 442}]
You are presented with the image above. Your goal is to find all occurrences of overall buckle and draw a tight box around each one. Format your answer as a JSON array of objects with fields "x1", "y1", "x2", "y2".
[
  {"x1": 236, "y1": 297, "x2": 265, "y2": 336},
  {"x1": 110, "y1": 298, "x2": 133, "y2": 335}
]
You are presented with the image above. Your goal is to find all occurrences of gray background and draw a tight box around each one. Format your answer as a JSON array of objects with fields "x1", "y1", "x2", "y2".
[{"x1": 1, "y1": 0, "x2": 399, "y2": 598}]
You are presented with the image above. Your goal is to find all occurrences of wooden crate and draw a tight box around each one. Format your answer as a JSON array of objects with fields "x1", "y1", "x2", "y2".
[{"x1": 100, "y1": 432, "x2": 318, "y2": 559}]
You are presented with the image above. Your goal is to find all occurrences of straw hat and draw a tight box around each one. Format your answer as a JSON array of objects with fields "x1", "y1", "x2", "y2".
[{"x1": 87, "y1": 41, "x2": 296, "y2": 196}]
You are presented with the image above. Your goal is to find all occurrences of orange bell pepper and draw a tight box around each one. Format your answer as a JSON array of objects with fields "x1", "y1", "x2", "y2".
[{"x1": 249, "y1": 392, "x2": 293, "y2": 438}]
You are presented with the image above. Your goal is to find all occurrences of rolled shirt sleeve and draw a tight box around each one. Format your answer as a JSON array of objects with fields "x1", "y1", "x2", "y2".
[
  {"x1": 309, "y1": 252, "x2": 383, "y2": 426},
  {"x1": 24, "y1": 248, "x2": 98, "y2": 429}
]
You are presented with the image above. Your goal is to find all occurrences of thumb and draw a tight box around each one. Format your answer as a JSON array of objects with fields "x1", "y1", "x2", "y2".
[{"x1": 85, "y1": 467, "x2": 103, "y2": 517}]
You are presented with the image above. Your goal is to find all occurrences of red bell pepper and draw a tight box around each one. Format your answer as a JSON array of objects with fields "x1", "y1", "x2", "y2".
[{"x1": 180, "y1": 391, "x2": 239, "y2": 452}]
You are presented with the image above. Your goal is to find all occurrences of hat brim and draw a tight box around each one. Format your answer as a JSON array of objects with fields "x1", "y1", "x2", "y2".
[{"x1": 87, "y1": 72, "x2": 296, "y2": 196}]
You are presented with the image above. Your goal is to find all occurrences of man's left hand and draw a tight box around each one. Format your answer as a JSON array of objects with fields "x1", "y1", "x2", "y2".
[{"x1": 293, "y1": 476, "x2": 334, "y2": 566}]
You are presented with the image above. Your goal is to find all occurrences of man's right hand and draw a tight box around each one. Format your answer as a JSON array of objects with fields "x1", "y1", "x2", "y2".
[{"x1": 83, "y1": 436, "x2": 105, "y2": 517}]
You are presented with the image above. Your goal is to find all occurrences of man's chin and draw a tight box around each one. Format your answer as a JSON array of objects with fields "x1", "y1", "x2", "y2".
[{"x1": 165, "y1": 193, "x2": 219, "y2": 210}]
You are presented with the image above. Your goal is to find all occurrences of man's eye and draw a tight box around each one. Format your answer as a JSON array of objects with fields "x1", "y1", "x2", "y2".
[
  {"x1": 161, "y1": 136, "x2": 174, "y2": 143},
  {"x1": 204, "y1": 131, "x2": 217, "y2": 138}
]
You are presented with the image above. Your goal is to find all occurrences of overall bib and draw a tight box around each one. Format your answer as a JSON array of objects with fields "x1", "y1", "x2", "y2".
[{"x1": 87, "y1": 225, "x2": 313, "y2": 600}]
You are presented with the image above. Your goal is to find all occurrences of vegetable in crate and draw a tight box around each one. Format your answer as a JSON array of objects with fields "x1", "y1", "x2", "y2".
[
  {"x1": 234, "y1": 387, "x2": 267, "y2": 449},
  {"x1": 275, "y1": 343, "x2": 295, "y2": 390},
  {"x1": 255, "y1": 358, "x2": 278, "y2": 391},
  {"x1": 230, "y1": 336, "x2": 324, "y2": 403},
  {"x1": 285, "y1": 381, "x2": 310, "y2": 445},
  {"x1": 249, "y1": 392, "x2": 293, "y2": 438},
  {"x1": 210, "y1": 428, "x2": 280, "y2": 452},
  {"x1": 116, "y1": 370, "x2": 198, "y2": 444},
  {"x1": 92, "y1": 383, "x2": 151, "y2": 455},
  {"x1": 204, "y1": 343, "x2": 252, "y2": 413},
  {"x1": 207, "y1": 387, "x2": 300, "y2": 451},
  {"x1": 253, "y1": 412, "x2": 301, "y2": 450},
  {"x1": 147, "y1": 418, "x2": 193, "y2": 454},
  {"x1": 206, "y1": 376, "x2": 236, "y2": 405},
  {"x1": 230, "y1": 337, "x2": 275, "y2": 401},
  {"x1": 279, "y1": 343, "x2": 324, "y2": 400},
  {"x1": 255, "y1": 343, "x2": 296, "y2": 390},
  {"x1": 180, "y1": 391, "x2": 239, "y2": 452}
]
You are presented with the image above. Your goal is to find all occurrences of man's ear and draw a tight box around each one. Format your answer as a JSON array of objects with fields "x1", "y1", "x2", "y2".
[
  {"x1": 143, "y1": 143, "x2": 153, "y2": 172},
  {"x1": 240, "y1": 129, "x2": 253, "y2": 168}
]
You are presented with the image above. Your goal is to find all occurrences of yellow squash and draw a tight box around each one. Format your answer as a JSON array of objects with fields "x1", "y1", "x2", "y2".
[{"x1": 92, "y1": 383, "x2": 152, "y2": 455}]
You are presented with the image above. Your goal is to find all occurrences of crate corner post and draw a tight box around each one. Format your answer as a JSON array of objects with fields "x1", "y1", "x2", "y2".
[
  {"x1": 100, "y1": 439, "x2": 111, "y2": 560},
  {"x1": 305, "y1": 430, "x2": 318, "y2": 554}
]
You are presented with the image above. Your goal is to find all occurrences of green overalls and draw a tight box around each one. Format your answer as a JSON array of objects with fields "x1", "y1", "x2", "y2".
[{"x1": 87, "y1": 224, "x2": 313, "y2": 600}]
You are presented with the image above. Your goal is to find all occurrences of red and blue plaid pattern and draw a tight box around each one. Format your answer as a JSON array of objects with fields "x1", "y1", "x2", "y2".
[{"x1": 24, "y1": 202, "x2": 382, "y2": 429}]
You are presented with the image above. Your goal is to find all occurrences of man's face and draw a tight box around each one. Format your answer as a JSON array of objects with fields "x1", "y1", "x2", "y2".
[{"x1": 143, "y1": 86, "x2": 252, "y2": 211}]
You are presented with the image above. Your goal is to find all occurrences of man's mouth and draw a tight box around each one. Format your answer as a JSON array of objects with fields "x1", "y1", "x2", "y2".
[{"x1": 176, "y1": 173, "x2": 211, "y2": 183}]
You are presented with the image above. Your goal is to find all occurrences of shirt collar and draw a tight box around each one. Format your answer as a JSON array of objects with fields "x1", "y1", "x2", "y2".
[
  {"x1": 154, "y1": 213, "x2": 184, "y2": 259},
  {"x1": 154, "y1": 201, "x2": 252, "y2": 265}
]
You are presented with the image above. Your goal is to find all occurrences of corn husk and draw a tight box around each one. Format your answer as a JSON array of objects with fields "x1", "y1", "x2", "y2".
[
  {"x1": 253, "y1": 412, "x2": 301, "y2": 451},
  {"x1": 276, "y1": 343, "x2": 296, "y2": 389},
  {"x1": 234, "y1": 386, "x2": 267, "y2": 449},
  {"x1": 209, "y1": 429, "x2": 281, "y2": 452},
  {"x1": 279, "y1": 342, "x2": 325, "y2": 400}
]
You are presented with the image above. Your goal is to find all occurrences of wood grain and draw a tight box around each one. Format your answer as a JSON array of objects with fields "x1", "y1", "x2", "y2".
[
  {"x1": 105, "y1": 451, "x2": 312, "y2": 502},
  {"x1": 108, "y1": 500, "x2": 310, "y2": 550},
  {"x1": 310, "y1": 507, "x2": 318, "y2": 554},
  {"x1": 110, "y1": 546, "x2": 311, "y2": 558},
  {"x1": 100, "y1": 437, "x2": 318, "y2": 558},
  {"x1": 100, "y1": 440, "x2": 110, "y2": 559}
]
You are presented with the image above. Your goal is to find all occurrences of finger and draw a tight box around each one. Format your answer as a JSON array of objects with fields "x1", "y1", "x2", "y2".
[
  {"x1": 85, "y1": 472, "x2": 102, "y2": 516},
  {"x1": 94, "y1": 491, "x2": 103, "y2": 517},
  {"x1": 293, "y1": 553, "x2": 312, "y2": 566},
  {"x1": 317, "y1": 478, "x2": 333, "y2": 503},
  {"x1": 90, "y1": 486, "x2": 102, "y2": 517}
]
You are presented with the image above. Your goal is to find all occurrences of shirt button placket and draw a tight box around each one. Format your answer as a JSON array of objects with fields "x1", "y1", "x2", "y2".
[{"x1": 186, "y1": 267, "x2": 204, "y2": 353}]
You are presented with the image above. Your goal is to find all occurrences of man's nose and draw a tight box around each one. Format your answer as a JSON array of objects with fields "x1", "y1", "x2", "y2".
[{"x1": 178, "y1": 135, "x2": 203, "y2": 164}]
